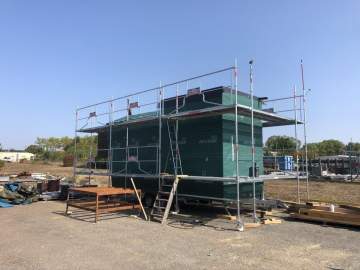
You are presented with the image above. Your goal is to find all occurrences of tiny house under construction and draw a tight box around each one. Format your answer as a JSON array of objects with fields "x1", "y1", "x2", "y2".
[
  {"x1": 74, "y1": 66, "x2": 303, "y2": 225},
  {"x1": 96, "y1": 86, "x2": 265, "y2": 202}
]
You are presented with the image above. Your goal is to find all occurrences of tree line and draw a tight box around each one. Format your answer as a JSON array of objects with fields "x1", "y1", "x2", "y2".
[
  {"x1": 12, "y1": 135, "x2": 360, "y2": 163},
  {"x1": 25, "y1": 136, "x2": 97, "y2": 162},
  {"x1": 264, "y1": 136, "x2": 360, "y2": 159}
]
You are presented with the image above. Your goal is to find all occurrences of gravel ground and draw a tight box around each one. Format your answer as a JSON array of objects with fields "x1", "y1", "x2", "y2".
[{"x1": 0, "y1": 201, "x2": 359, "y2": 270}]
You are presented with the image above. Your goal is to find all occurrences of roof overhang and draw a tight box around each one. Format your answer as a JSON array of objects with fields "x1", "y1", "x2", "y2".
[
  {"x1": 168, "y1": 104, "x2": 302, "y2": 127},
  {"x1": 77, "y1": 104, "x2": 302, "y2": 133}
]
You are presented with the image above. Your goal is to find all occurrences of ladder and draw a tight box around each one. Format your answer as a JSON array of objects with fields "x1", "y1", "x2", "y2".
[
  {"x1": 167, "y1": 120, "x2": 183, "y2": 175},
  {"x1": 151, "y1": 176, "x2": 180, "y2": 224}
]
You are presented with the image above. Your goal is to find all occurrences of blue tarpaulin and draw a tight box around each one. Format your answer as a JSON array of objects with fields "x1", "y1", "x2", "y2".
[
  {"x1": 0, "y1": 199, "x2": 13, "y2": 208},
  {"x1": 5, "y1": 183, "x2": 20, "y2": 192},
  {"x1": 0, "y1": 182, "x2": 39, "y2": 207}
]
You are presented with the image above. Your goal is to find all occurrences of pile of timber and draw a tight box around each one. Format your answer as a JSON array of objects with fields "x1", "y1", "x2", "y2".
[{"x1": 285, "y1": 201, "x2": 360, "y2": 227}]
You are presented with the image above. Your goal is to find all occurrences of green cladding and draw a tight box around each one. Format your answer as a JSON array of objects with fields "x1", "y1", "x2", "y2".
[{"x1": 98, "y1": 86, "x2": 264, "y2": 200}]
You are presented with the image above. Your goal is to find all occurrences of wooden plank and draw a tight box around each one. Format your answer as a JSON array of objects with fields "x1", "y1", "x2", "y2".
[
  {"x1": 262, "y1": 218, "x2": 282, "y2": 225},
  {"x1": 291, "y1": 213, "x2": 360, "y2": 227},
  {"x1": 217, "y1": 214, "x2": 237, "y2": 221},
  {"x1": 299, "y1": 208, "x2": 360, "y2": 222},
  {"x1": 307, "y1": 199, "x2": 360, "y2": 208},
  {"x1": 244, "y1": 222, "x2": 262, "y2": 229},
  {"x1": 130, "y1": 178, "x2": 148, "y2": 221},
  {"x1": 161, "y1": 176, "x2": 180, "y2": 225},
  {"x1": 339, "y1": 204, "x2": 360, "y2": 213}
]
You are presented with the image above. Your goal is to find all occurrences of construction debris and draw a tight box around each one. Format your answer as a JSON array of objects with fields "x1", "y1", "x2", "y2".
[
  {"x1": 0, "y1": 182, "x2": 39, "y2": 207},
  {"x1": 0, "y1": 171, "x2": 71, "y2": 207},
  {"x1": 284, "y1": 201, "x2": 360, "y2": 227}
]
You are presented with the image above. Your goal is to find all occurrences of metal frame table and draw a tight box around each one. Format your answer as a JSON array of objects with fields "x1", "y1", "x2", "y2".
[{"x1": 65, "y1": 187, "x2": 142, "y2": 222}]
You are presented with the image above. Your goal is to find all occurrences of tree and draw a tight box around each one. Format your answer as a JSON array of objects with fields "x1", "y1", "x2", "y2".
[
  {"x1": 300, "y1": 140, "x2": 347, "y2": 159},
  {"x1": 27, "y1": 136, "x2": 97, "y2": 162},
  {"x1": 305, "y1": 143, "x2": 320, "y2": 159},
  {"x1": 265, "y1": 136, "x2": 301, "y2": 156},
  {"x1": 25, "y1": 145, "x2": 44, "y2": 155},
  {"x1": 346, "y1": 142, "x2": 360, "y2": 153},
  {"x1": 64, "y1": 136, "x2": 98, "y2": 161},
  {"x1": 317, "y1": 140, "x2": 345, "y2": 156}
]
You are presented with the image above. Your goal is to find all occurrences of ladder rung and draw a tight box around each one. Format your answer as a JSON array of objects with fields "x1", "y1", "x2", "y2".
[
  {"x1": 158, "y1": 191, "x2": 170, "y2": 195},
  {"x1": 151, "y1": 213, "x2": 164, "y2": 217},
  {"x1": 156, "y1": 198, "x2": 168, "y2": 202},
  {"x1": 153, "y1": 205, "x2": 165, "y2": 209}
]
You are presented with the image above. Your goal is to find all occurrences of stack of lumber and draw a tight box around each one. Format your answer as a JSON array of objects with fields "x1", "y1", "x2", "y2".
[{"x1": 286, "y1": 201, "x2": 360, "y2": 227}]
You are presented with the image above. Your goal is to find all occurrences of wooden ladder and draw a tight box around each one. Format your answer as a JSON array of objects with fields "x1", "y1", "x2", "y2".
[{"x1": 151, "y1": 176, "x2": 180, "y2": 225}]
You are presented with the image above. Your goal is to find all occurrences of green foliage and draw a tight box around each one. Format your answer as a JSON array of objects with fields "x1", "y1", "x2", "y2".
[
  {"x1": 264, "y1": 137, "x2": 358, "y2": 159},
  {"x1": 64, "y1": 136, "x2": 97, "y2": 161},
  {"x1": 301, "y1": 140, "x2": 346, "y2": 158},
  {"x1": 35, "y1": 136, "x2": 73, "y2": 152},
  {"x1": 25, "y1": 136, "x2": 97, "y2": 162},
  {"x1": 346, "y1": 142, "x2": 360, "y2": 153},
  {"x1": 265, "y1": 135, "x2": 301, "y2": 156},
  {"x1": 25, "y1": 145, "x2": 44, "y2": 155},
  {"x1": 306, "y1": 143, "x2": 319, "y2": 159},
  {"x1": 0, "y1": 160, "x2": 4, "y2": 169},
  {"x1": 317, "y1": 140, "x2": 345, "y2": 156}
]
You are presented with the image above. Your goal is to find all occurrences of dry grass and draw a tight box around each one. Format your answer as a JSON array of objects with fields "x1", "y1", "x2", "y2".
[
  {"x1": 0, "y1": 161, "x2": 110, "y2": 186},
  {"x1": 0, "y1": 161, "x2": 73, "y2": 177},
  {"x1": 265, "y1": 179, "x2": 360, "y2": 205}
]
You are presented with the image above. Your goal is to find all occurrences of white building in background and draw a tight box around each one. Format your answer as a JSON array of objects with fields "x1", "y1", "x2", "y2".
[{"x1": 0, "y1": 152, "x2": 35, "y2": 162}]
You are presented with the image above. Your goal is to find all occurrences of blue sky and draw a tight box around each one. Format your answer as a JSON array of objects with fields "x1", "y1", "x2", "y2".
[{"x1": 1, "y1": 0, "x2": 359, "y2": 149}]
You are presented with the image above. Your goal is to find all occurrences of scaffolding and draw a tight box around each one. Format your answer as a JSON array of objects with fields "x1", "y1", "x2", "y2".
[{"x1": 73, "y1": 60, "x2": 309, "y2": 230}]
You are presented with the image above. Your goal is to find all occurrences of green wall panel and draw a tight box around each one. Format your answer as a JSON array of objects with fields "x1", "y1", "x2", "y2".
[{"x1": 99, "y1": 87, "x2": 265, "y2": 200}]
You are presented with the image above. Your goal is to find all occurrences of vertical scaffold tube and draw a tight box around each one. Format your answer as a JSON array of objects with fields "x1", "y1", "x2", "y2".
[
  {"x1": 125, "y1": 99, "x2": 129, "y2": 190},
  {"x1": 175, "y1": 84, "x2": 179, "y2": 212},
  {"x1": 301, "y1": 60, "x2": 310, "y2": 200},
  {"x1": 73, "y1": 109, "x2": 78, "y2": 179},
  {"x1": 294, "y1": 86, "x2": 300, "y2": 203},
  {"x1": 234, "y1": 59, "x2": 244, "y2": 231},
  {"x1": 249, "y1": 60, "x2": 258, "y2": 223},
  {"x1": 158, "y1": 83, "x2": 162, "y2": 189},
  {"x1": 108, "y1": 101, "x2": 113, "y2": 187}
]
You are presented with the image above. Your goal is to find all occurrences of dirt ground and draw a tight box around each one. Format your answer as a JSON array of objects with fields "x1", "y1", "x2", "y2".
[
  {"x1": 0, "y1": 201, "x2": 359, "y2": 270},
  {"x1": 0, "y1": 161, "x2": 74, "y2": 177},
  {"x1": 264, "y1": 180, "x2": 360, "y2": 205}
]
